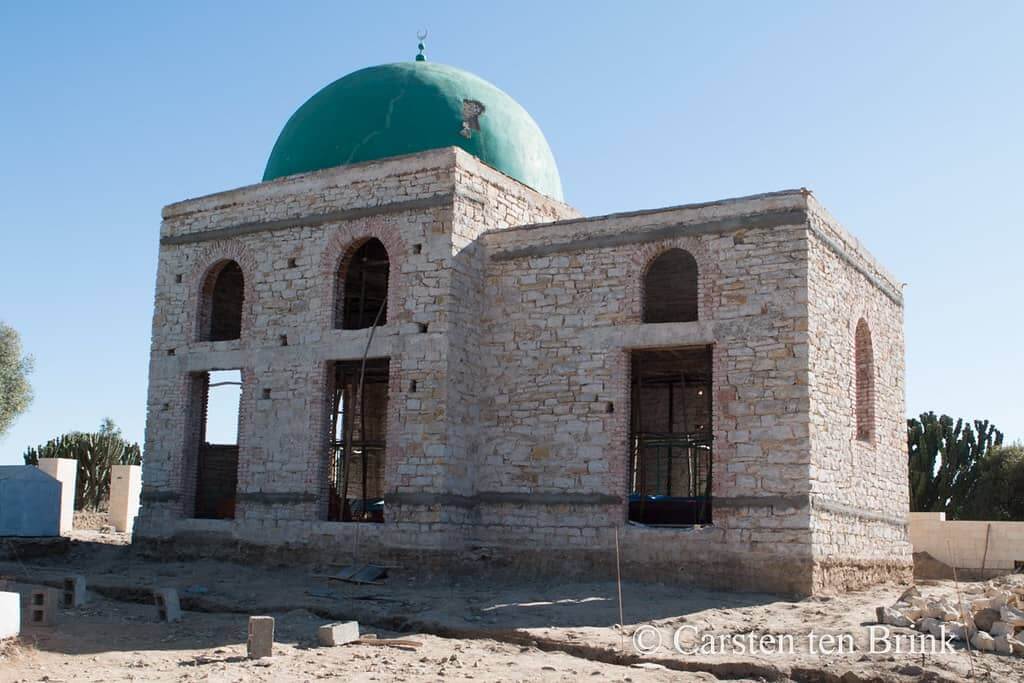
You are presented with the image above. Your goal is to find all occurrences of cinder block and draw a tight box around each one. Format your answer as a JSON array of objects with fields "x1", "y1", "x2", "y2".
[
  {"x1": 154, "y1": 588, "x2": 181, "y2": 623},
  {"x1": 318, "y1": 620, "x2": 360, "y2": 646},
  {"x1": 28, "y1": 588, "x2": 58, "y2": 626},
  {"x1": 0, "y1": 592, "x2": 19, "y2": 639},
  {"x1": 62, "y1": 575, "x2": 87, "y2": 608},
  {"x1": 247, "y1": 616, "x2": 275, "y2": 658}
]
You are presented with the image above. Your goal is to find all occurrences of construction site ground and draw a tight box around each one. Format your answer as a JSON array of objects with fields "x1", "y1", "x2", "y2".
[{"x1": 1, "y1": 530, "x2": 1021, "y2": 682}]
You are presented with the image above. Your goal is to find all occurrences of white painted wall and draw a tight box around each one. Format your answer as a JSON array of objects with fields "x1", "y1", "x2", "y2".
[
  {"x1": 0, "y1": 591, "x2": 19, "y2": 640},
  {"x1": 909, "y1": 512, "x2": 1024, "y2": 570},
  {"x1": 109, "y1": 465, "x2": 142, "y2": 533},
  {"x1": 37, "y1": 458, "x2": 77, "y2": 535}
]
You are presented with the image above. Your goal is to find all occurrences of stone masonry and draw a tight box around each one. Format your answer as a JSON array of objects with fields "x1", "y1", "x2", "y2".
[{"x1": 135, "y1": 146, "x2": 912, "y2": 595}]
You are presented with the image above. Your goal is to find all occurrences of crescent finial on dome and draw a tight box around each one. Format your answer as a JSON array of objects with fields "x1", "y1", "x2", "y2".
[{"x1": 416, "y1": 30, "x2": 427, "y2": 62}]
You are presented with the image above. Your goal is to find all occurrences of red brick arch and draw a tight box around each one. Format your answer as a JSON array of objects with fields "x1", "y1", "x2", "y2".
[
  {"x1": 628, "y1": 237, "x2": 710, "y2": 323},
  {"x1": 186, "y1": 242, "x2": 259, "y2": 342},
  {"x1": 319, "y1": 217, "x2": 409, "y2": 329},
  {"x1": 854, "y1": 317, "x2": 876, "y2": 444}
]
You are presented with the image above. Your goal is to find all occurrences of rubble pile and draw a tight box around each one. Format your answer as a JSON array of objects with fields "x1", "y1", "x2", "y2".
[{"x1": 876, "y1": 576, "x2": 1024, "y2": 657}]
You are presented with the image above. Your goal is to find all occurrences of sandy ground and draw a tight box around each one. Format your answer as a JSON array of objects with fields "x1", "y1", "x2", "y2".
[
  {"x1": 1, "y1": 593, "x2": 694, "y2": 682},
  {"x1": 0, "y1": 531, "x2": 1022, "y2": 682}
]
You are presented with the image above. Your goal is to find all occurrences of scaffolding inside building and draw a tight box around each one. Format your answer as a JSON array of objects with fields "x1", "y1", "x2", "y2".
[{"x1": 629, "y1": 346, "x2": 713, "y2": 525}]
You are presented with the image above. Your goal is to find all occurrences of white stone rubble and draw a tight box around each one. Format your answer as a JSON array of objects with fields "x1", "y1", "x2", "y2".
[{"x1": 875, "y1": 576, "x2": 1024, "y2": 657}]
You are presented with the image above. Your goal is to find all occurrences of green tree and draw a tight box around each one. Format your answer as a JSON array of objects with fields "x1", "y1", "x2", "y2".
[
  {"x1": 957, "y1": 445, "x2": 1024, "y2": 521},
  {"x1": 0, "y1": 321, "x2": 33, "y2": 436},
  {"x1": 907, "y1": 412, "x2": 1003, "y2": 515},
  {"x1": 24, "y1": 418, "x2": 142, "y2": 510}
]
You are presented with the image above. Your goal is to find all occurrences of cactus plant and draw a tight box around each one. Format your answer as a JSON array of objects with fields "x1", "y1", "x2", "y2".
[
  {"x1": 23, "y1": 418, "x2": 141, "y2": 510},
  {"x1": 908, "y1": 412, "x2": 1003, "y2": 516}
]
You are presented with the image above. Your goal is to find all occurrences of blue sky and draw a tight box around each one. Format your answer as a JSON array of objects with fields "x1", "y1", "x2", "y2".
[{"x1": 1, "y1": 1, "x2": 1021, "y2": 462}]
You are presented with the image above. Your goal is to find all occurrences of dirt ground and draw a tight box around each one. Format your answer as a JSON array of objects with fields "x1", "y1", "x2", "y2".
[{"x1": 1, "y1": 531, "x2": 1022, "y2": 682}]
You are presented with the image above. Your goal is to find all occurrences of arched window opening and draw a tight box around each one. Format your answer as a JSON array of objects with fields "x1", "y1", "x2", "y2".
[
  {"x1": 200, "y1": 260, "x2": 244, "y2": 341},
  {"x1": 855, "y1": 319, "x2": 875, "y2": 443},
  {"x1": 338, "y1": 238, "x2": 390, "y2": 330},
  {"x1": 643, "y1": 249, "x2": 698, "y2": 323}
]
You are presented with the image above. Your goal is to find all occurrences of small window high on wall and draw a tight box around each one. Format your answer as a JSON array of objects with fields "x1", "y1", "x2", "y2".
[
  {"x1": 643, "y1": 249, "x2": 698, "y2": 323},
  {"x1": 855, "y1": 319, "x2": 875, "y2": 443},
  {"x1": 200, "y1": 261, "x2": 244, "y2": 341},
  {"x1": 338, "y1": 239, "x2": 389, "y2": 330}
]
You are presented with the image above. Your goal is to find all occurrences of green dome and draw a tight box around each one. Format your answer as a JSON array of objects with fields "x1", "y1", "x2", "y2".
[{"x1": 263, "y1": 61, "x2": 564, "y2": 200}]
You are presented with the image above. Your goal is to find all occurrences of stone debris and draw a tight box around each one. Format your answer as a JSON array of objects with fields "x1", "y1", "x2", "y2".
[
  {"x1": 924, "y1": 601, "x2": 959, "y2": 622},
  {"x1": 971, "y1": 630, "x2": 995, "y2": 651},
  {"x1": 875, "y1": 606, "x2": 913, "y2": 628},
  {"x1": 153, "y1": 588, "x2": 181, "y2": 623},
  {"x1": 318, "y1": 620, "x2": 360, "y2": 646},
  {"x1": 875, "y1": 575, "x2": 1024, "y2": 657},
  {"x1": 353, "y1": 638, "x2": 422, "y2": 650},
  {"x1": 990, "y1": 621, "x2": 1015, "y2": 637},
  {"x1": 1001, "y1": 604, "x2": 1024, "y2": 627},
  {"x1": 247, "y1": 616, "x2": 275, "y2": 659},
  {"x1": 993, "y1": 634, "x2": 1013, "y2": 656},
  {"x1": 973, "y1": 607, "x2": 1001, "y2": 632},
  {"x1": 897, "y1": 586, "x2": 921, "y2": 602}
]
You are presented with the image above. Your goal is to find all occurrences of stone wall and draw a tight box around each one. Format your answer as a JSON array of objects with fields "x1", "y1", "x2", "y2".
[
  {"x1": 136, "y1": 149, "x2": 909, "y2": 596},
  {"x1": 136, "y1": 148, "x2": 579, "y2": 555},
  {"x1": 139, "y1": 150, "x2": 460, "y2": 541},
  {"x1": 805, "y1": 195, "x2": 912, "y2": 591},
  {"x1": 466, "y1": 191, "x2": 818, "y2": 592}
]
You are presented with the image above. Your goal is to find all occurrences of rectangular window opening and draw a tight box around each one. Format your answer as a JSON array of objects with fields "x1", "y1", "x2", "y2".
[
  {"x1": 327, "y1": 358, "x2": 389, "y2": 523},
  {"x1": 193, "y1": 369, "x2": 241, "y2": 520},
  {"x1": 629, "y1": 346, "x2": 713, "y2": 526}
]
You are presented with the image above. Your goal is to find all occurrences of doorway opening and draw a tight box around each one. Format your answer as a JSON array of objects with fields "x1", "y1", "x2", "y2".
[
  {"x1": 327, "y1": 358, "x2": 389, "y2": 522},
  {"x1": 192, "y1": 369, "x2": 241, "y2": 519},
  {"x1": 629, "y1": 346, "x2": 713, "y2": 525}
]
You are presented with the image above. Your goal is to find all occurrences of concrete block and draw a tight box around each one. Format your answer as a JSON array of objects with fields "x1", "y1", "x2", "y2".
[
  {"x1": 247, "y1": 616, "x2": 275, "y2": 658},
  {"x1": 37, "y1": 458, "x2": 77, "y2": 535},
  {"x1": 318, "y1": 620, "x2": 360, "y2": 646},
  {"x1": 0, "y1": 591, "x2": 19, "y2": 639},
  {"x1": 109, "y1": 465, "x2": 142, "y2": 533},
  {"x1": 28, "y1": 588, "x2": 58, "y2": 626},
  {"x1": 62, "y1": 575, "x2": 87, "y2": 608},
  {"x1": 154, "y1": 588, "x2": 181, "y2": 623}
]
